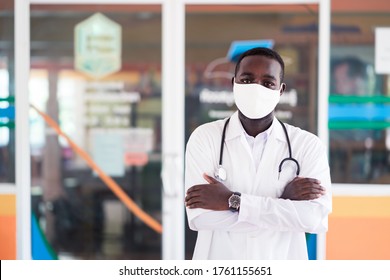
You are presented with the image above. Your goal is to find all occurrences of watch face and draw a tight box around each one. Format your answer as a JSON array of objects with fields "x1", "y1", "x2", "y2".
[{"x1": 229, "y1": 194, "x2": 241, "y2": 209}]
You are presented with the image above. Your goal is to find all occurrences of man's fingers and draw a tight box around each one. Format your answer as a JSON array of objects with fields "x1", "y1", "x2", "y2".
[
  {"x1": 293, "y1": 185, "x2": 326, "y2": 196},
  {"x1": 294, "y1": 177, "x2": 321, "y2": 184},
  {"x1": 291, "y1": 191, "x2": 323, "y2": 201},
  {"x1": 300, "y1": 193, "x2": 322, "y2": 200},
  {"x1": 185, "y1": 186, "x2": 202, "y2": 197},
  {"x1": 297, "y1": 184, "x2": 326, "y2": 192},
  {"x1": 184, "y1": 192, "x2": 198, "y2": 202},
  {"x1": 185, "y1": 196, "x2": 202, "y2": 207},
  {"x1": 203, "y1": 173, "x2": 218, "y2": 184},
  {"x1": 186, "y1": 202, "x2": 203, "y2": 209},
  {"x1": 298, "y1": 188, "x2": 325, "y2": 197}
]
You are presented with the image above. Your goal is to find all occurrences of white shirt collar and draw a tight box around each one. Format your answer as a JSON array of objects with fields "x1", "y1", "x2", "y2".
[
  {"x1": 225, "y1": 111, "x2": 285, "y2": 142},
  {"x1": 240, "y1": 118, "x2": 274, "y2": 141}
]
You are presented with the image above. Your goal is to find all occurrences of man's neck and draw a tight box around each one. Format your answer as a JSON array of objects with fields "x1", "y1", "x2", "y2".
[{"x1": 238, "y1": 111, "x2": 274, "y2": 137}]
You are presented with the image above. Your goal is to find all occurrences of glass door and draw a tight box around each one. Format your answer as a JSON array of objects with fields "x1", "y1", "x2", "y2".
[
  {"x1": 183, "y1": 0, "x2": 329, "y2": 260},
  {"x1": 0, "y1": 0, "x2": 16, "y2": 260},
  {"x1": 28, "y1": 3, "x2": 163, "y2": 260},
  {"x1": 15, "y1": 0, "x2": 329, "y2": 260}
]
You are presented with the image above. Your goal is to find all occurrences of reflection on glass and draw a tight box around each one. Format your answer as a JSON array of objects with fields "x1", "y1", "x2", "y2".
[
  {"x1": 0, "y1": 1, "x2": 15, "y2": 183},
  {"x1": 184, "y1": 4, "x2": 319, "y2": 259},
  {"x1": 185, "y1": 4, "x2": 319, "y2": 136},
  {"x1": 329, "y1": 12, "x2": 390, "y2": 184},
  {"x1": 30, "y1": 5, "x2": 162, "y2": 260}
]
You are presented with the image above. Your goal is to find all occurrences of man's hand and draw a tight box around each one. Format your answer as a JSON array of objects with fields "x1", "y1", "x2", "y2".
[
  {"x1": 185, "y1": 174, "x2": 232, "y2": 210},
  {"x1": 280, "y1": 177, "x2": 326, "y2": 200}
]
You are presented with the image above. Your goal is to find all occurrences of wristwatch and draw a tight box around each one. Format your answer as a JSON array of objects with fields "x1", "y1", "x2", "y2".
[{"x1": 228, "y1": 192, "x2": 241, "y2": 212}]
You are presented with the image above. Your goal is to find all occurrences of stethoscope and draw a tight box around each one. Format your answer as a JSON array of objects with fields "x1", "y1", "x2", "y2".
[{"x1": 215, "y1": 117, "x2": 300, "y2": 181}]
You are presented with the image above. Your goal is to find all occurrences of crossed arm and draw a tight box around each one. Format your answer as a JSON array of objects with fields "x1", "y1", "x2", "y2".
[
  {"x1": 184, "y1": 129, "x2": 332, "y2": 234},
  {"x1": 185, "y1": 173, "x2": 326, "y2": 211}
]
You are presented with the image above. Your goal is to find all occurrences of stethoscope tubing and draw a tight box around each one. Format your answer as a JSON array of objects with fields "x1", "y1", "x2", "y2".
[{"x1": 217, "y1": 117, "x2": 300, "y2": 181}]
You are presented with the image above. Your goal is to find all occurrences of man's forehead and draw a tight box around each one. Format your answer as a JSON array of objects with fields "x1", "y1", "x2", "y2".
[
  {"x1": 240, "y1": 55, "x2": 279, "y2": 66},
  {"x1": 238, "y1": 56, "x2": 282, "y2": 76}
]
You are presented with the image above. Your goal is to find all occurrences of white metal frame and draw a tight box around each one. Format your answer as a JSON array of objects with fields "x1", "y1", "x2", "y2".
[
  {"x1": 15, "y1": 0, "x2": 330, "y2": 260},
  {"x1": 0, "y1": 184, "x2": 17, "y2": 194},
  {"x1": 15, "y1": 0, "x2": 32, "y2": 260}
]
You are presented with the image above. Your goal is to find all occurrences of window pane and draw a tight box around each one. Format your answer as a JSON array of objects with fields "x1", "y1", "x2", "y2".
[
  {"x1": 185, "y1": 4, "x2": 319, "y2": 259},
  {"x1": 185, "y1": 4, "x2": 319, "y2": 135},
  {"x1": 329, "y1": 11, "x2": 390, "y2": 184},
  {"x1": 0, "y1": 0, "x2": 15, "y2": 183},
  {"x1": 30, "y1": 4, "x2": 162, "y2": 260}
]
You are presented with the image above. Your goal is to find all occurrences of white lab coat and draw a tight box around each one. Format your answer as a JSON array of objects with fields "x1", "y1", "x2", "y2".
[{"x1": 185, "y1": 111, "x2": 332, "y2": 260}]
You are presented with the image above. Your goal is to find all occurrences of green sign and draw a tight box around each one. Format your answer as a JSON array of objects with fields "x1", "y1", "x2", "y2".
[{"x1": 74, "y1": 13, "x2": 122, "y2": 79}]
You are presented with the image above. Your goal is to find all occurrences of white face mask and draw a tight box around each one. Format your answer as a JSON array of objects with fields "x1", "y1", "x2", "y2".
[{"x1": 233, "y1": 81, "x2": 281, "y2": 119}]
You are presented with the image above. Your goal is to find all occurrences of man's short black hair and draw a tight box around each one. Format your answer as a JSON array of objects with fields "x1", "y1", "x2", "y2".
[{"x1": 234, "y1": 47, "x2": 285, "y2": 82}]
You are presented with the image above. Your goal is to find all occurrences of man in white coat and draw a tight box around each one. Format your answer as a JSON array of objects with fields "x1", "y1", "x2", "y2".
[{"x1": 184, "y1": 47, "x2": 332, "y2": 260}]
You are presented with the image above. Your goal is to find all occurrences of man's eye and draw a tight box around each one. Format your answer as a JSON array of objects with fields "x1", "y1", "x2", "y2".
[
  {"x1": 242, "y1": 79, "x2": 252, "y2": 84},
  {"x1": 263, "y1": 82, "x2": 275, "y2": 88}
]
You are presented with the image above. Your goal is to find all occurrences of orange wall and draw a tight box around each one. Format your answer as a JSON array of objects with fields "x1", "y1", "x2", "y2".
[
  {"x1": 327, "y1": 196, "x2": 390, "y2": 259},
  {"x1": 0, "y1": 194, "x2": 16, "y2": 260}
]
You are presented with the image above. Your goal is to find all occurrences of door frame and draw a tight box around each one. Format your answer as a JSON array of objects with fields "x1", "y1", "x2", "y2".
[{"x1": 15, "y1": 0, "x2": 330, "y2": 259}]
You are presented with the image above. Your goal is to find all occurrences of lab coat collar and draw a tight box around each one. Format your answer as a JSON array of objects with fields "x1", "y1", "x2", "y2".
[{"x1": 226, "y1": 111, "x2": 287, "y2": 143}]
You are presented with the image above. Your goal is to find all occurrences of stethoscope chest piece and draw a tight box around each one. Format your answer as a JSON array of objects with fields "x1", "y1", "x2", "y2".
[{"x1": 215, "y1": 165, "x2": 227, "y2": 181}]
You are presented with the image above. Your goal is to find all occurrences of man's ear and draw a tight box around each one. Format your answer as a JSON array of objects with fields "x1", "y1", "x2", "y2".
[{"x1": 280, "y1": 83, "x2": 286, "y2": 95}]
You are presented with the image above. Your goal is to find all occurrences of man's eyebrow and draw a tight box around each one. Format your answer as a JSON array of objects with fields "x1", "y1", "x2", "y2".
[
  {"x1": 238, "y1": 72, "x2": 254, "y2": 77},
  {"x1": 262, "y1": 74, "x2": 277, "y2": 80},
  {"x1": 238, "y1": 72, "x2": 278, "y2": 81}
]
